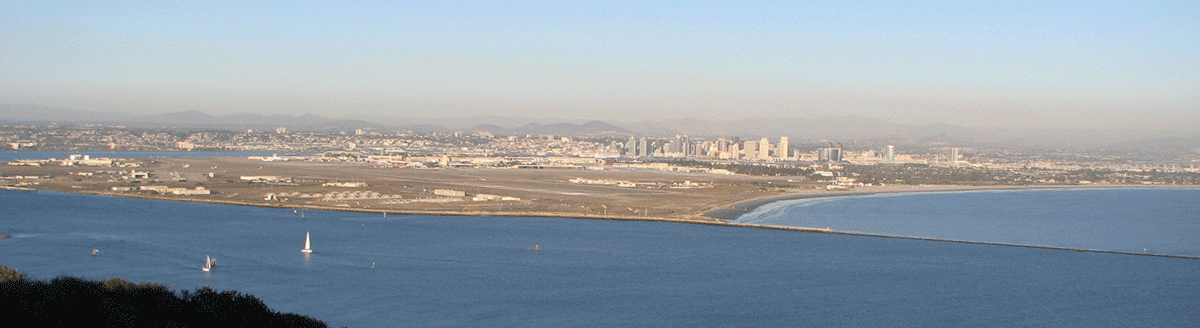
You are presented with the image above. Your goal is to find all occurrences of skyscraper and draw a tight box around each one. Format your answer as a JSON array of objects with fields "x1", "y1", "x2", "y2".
[
  {"x1": 819, "y1": 142, "x2": 843, "y2": 162},
  {"x1": 823, "y1": 148, "x2": 843, "y2": 162},
  {"x1": 638, "y1": 137, "x2": 648, "y2": 157},
  {"x1": 778, "y1": 136, "x2": 789, "y2": 160},
  {"x1": 886, "y1": 145, "x2": 895, "y2": 162},
  {"x1": 759, "y1": 137, "x2": 771, "y2": 160},
  {"x1": 725, "y1": 140, "x2": 739, "y2": 159},
  {"x1": 950, "y1": 147, "x2": 960, "y2": 165},
  {"x1": 743, "y1": 140, "x2": 757, "y2": 159},
  {"x1": 680, "y1": 135, "x2": 691, "y2": 157}
]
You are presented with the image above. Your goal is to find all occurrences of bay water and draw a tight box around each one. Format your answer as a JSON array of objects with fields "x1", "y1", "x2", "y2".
[
  {"x1": 2, "y1": 190, "x2": 1197, "y2": 327},
  {"x1": 735, "y1": 188, "x2": 1200, "y2": 257}
]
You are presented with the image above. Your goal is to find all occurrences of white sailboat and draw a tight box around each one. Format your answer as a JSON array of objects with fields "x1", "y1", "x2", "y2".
[
  {"x1": 301, "y1": 232, "x2": 313, "y2": 253},
  {"x1": 202, "y1": 255, "x2": 212, "y2": 272}
]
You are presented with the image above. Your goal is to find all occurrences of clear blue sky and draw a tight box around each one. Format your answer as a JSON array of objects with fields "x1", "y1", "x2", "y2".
[{"x1": 2, "y1": 1, "x2": 1197, "y2": 130}]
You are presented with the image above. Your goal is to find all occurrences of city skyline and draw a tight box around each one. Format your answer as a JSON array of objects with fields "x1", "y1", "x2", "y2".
[{"x1": 3, "y1": 1, "x2": 1198, "y2": 131}]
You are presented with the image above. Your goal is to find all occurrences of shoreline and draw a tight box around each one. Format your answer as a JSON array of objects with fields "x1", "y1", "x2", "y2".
[
  {"x1": 29, "y1": 189, "x2": 731, "y2": 226},
  {"x1": 724, "y1": 221, "x2": 1199, "y2": 260},
  {"x1": 5, "y1": 185, "x2": 1197, "y2": 260},
  {"x1": 701, "y1": 184, "x2": 1200, "y2": 221}
]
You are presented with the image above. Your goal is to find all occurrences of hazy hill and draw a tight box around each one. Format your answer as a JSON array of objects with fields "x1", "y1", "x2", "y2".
[
  {"x1": 619, "y1": 116, "x2": 1199, "y2": 149},
  {"x1": 3, "y1": 104, "x2": 1196, "y2": 149},
  {"x1": 344, "y1": 114, "x2": 594, "y2": 129},
  {"x1": 508, "y1": 121, "x2": 632, "y2": 136},
  {"x1": 460, "y1": 121, "x2": 631, "y2": 136},
  {"x1": 465, "y1": 124, "x2": 508, "y2": 135},
  {"x1": 0, "y1": 104, "x2": 140, "y2": 123}
]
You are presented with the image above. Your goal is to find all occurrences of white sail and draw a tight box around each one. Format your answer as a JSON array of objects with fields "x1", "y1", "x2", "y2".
[
  {"x1": 202, "y1": 255, "x2": 211, "y2": 272},
  {"x1": 301, "y1": 232, "x2": 313, "y2": 253}
]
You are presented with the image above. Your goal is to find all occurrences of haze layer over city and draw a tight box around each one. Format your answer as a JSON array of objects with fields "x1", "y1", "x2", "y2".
[{"x1": 3, "y1": 1, "x2": 1198, "y2": 132}]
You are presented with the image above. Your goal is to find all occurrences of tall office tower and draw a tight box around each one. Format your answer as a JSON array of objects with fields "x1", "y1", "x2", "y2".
[
  {"x1": 639, "y1": 137, "x2": 648, "y2": 157},
  {"x1": 819, "y1": 144, "x2": 844, "y2": 162},
  {"x1": 778, "y1": 136, "x2": 790, "y2": 160},
  {"x1": 758, "y1": 137, "x2": 771, "y2": 160},
  {"x1": 626, "y1": 136, "x2": 637, "y2": 156},
  {"x1": 886, "y1": 145, "x2": 895, "y2": 162},
  {"x1": 743, "y1": 140, "x2": 758, "y2": 159},
  {"x1": 950, "y1": 147, "x2": 960, "y2": 165},
  {"x1": 680, "y1": 135, "x2": 691, "y2": 156}
]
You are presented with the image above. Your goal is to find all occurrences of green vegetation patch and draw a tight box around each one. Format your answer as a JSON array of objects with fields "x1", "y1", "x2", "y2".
[{"x1": 0, "y1": 265, "x2": 330, "y2": 327}]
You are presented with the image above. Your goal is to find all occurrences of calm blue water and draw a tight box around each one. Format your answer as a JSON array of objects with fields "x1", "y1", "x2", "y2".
[
  {"x1": 2, "y1": 190, "x2": 1198, "y2": 327},
  {"x1": 736, "y1": 188, "x2": 1200, "y2": 257}
]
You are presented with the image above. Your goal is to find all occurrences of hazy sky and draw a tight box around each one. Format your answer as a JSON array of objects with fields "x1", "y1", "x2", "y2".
[{"x1": 3, "y1": 1, "x2": 1197, "y2": 130}]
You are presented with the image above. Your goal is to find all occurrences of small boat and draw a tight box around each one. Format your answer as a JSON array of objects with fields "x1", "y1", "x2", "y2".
[
  {"x1": 202, "y1": 255, "x2": 212, "y2": 272},
  {"x1": 91, "y1": 249, "x2": 99, "y2": 257},
  {"x1": 301, "y1": 232, "x2": 313, "y2": 253}
]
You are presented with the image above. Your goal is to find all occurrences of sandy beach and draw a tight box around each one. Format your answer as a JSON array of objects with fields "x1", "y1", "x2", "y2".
[{"x1": 699, "y1": 184, "x2": 1151, "y2": 221}]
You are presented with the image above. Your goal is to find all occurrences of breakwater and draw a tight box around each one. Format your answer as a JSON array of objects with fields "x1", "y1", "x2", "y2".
[
  {"x1": 702, "y1": 185, "x2": 1200, "y2": 221},
  {"x1": 724, "y1": 222, "x2": 1199, "y2": 259}
]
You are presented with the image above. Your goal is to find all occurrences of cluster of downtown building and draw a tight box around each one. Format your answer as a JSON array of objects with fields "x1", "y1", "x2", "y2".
[
  {"x1": 4, "y1": 124, "x2": 1198, "y2": 177},
  {"x1": 624, "y1": 135, "x2": 858, "y2": 163},
  {"x1": 1, "y1": 124, "x2": 880, "y2": 162}
]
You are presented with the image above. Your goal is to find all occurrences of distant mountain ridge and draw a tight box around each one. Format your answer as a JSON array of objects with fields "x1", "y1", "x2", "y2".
[
  {"x1": 2, "y1": 105, "x2": 387, "y2": 132},
  {"x1": 507, "y1": 121, "x2": 632, "y2": 136},
  {"x1": 2, "y1": 104, "x2": 1197, "y2": 150},
  {"x1": 1, "y1": 104, "x2": 142, "y2": 123}
]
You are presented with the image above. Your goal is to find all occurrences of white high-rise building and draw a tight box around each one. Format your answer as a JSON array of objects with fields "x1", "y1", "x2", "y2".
[
  {"x1": 778, "y1": 136, "x2": 790, "y2": 160},
  {"x1": 743, "y1": 140, "x2": 758, "y2": 159},
  {"x1": 759, "y1": 137, "x2": 771, "y2": 160},
  {"x1": 723, "y1": 141, "x2": 739, "y2": 159}
]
